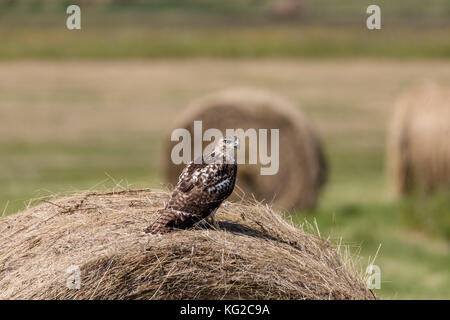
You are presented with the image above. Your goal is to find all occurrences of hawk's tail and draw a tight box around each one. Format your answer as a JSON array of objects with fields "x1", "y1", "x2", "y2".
[{"x1": 144, "y1": 208, "x2": 189, "y2": 234}]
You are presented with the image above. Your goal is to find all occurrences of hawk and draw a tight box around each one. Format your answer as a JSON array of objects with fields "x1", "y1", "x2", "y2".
[{"x1": 145, "y1": 136, "x2": 240, "y2": 234}]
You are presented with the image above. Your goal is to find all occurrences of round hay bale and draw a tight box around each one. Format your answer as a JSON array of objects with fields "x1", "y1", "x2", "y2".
[
  {"x1": 387, "y1": 83, "x2": 450, "y2": 196},
  {"x1": 0, "y1": 189, "x2": 374, "y2": 300},
  {"x1": 164, "y1": 88, "x2": 327, "y2": 211}
]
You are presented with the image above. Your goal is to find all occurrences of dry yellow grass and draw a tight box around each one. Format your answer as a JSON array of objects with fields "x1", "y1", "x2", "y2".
[{"x1": 0, "y1": 189, "x2": 375, "y2": 300}]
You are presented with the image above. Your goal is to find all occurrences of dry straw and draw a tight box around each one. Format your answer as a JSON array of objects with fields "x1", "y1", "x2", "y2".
[
  {"x1": 387, "y1": 83, "x2": 450, "y2": 196},
  {"x1": 164, "y1": 88, "x2": 327, "y2": 211},
  {"x1": 0, "y1": 189, "x2": 374, "y2": 300}
]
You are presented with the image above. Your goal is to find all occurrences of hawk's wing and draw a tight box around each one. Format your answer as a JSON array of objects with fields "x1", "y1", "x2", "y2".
[{"x1": 170, "y1": 160, "x2": 236, "y2": 208}]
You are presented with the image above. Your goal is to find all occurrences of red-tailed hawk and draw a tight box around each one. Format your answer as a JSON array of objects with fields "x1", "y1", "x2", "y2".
[{"x1": 145, "y1": 136, "x2": 239, "y2": 234}]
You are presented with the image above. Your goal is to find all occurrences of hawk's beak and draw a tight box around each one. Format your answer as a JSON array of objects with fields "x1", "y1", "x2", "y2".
[{"x1": 234, "y1": 138, "x2": 240, "y2": 149}]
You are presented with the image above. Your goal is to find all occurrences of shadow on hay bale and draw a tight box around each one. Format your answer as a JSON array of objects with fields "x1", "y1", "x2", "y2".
[
  {"x1": 164, "y1": 88, "x2": 327, "y2": 211},
  {"x1": 387, "y1": 83, "x2": 450, "y2": 196},
  {"x1": 0, "y1": 189, "x2": 374, "y2": 300}
]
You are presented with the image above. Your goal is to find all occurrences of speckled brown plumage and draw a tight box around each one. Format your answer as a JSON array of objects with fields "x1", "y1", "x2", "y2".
[{"x1": 145, "y1": 137, "x2": 238, "y2": 234}]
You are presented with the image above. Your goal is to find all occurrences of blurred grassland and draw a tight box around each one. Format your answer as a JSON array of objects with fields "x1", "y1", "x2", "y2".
[
  {"x1": 1, "y1": 60, "x2": 450, "y2": 299},
  {"x1": 0, "y1": 0, "x2": 449, "y2": 59}
]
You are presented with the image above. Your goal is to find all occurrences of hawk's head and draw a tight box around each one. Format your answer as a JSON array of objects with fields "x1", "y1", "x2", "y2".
[
  {"x1": 213, "y1": 136, "x2": 240, "y2": 161},
  {"x1": 217, "y1": 136, "x2": 240, "y2": 150}
]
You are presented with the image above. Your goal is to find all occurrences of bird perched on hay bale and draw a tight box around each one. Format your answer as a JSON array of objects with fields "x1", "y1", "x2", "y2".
[
  {"x1": 164, "y1": 88, "x2": 327, "y2": 211},
  {"x1": 387, "y1": 83, "x2": 450, "y2": 196},
  {"x1": 0, "y1": 189, "x2": 375, "y2": 300},
  {"x1": 145, "y1": 136, "x2": 239, "y2": 234}
]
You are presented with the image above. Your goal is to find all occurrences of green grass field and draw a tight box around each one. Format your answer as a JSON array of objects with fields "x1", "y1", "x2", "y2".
[{"x1": 1, "y1": 60, "x2": 449, "y2": 299}]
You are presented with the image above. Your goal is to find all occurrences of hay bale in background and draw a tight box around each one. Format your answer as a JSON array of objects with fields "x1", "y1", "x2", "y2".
[
  {"x1": 0, "y1": 189, "x2": 374, "y2": 300},
  {"x1": 164, "y1": 88, "x2": 327, "y2": 211},
  {"x1": 387, "y1": 83, "x2": 450, "y2": 196},
  {"x1": 269, "y1": 0, "x2": 306, "y2": 20}
]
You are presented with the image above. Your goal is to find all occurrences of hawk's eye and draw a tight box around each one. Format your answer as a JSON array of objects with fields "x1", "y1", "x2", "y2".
[{"x1": 225, "y1": 140, "x2": 231, "y2": 144}]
